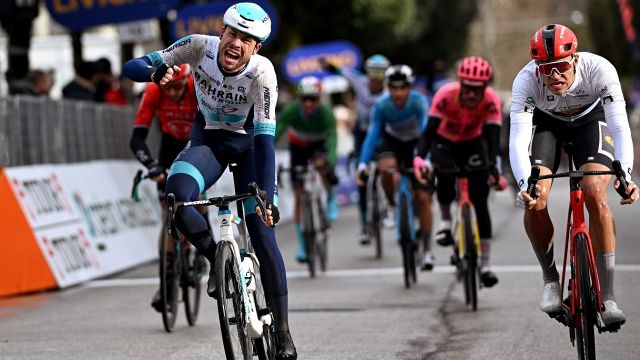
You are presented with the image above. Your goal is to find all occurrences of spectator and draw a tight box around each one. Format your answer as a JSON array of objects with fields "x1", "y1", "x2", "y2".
[
  {"x1": 105, "y1": 74, "x2": 138, "y2": 107},
  {"x1": 93, "y1": 57, "x2": 114, "y2": 102},
  {"x1": 11, "y1": 69, "x2": 54, "y2": 96},
  {"x1": 62, "y1": 61, "x2": 96, "y2": 101}
]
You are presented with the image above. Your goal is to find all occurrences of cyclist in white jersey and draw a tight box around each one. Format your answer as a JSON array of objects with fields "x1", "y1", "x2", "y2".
[
  {"x1": 510, "y1": 24, "x2": 638, "y2": 327},
  {"x1": 123, "y1": 3, "x2": 296, "y2": 358}
]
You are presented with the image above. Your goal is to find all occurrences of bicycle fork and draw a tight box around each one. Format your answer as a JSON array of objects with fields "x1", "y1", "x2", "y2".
[{"x1": 218, "y1": 208, "x2": 264, "y2": 339}]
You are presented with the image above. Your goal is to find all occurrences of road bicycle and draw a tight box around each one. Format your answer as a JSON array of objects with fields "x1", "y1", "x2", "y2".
[
  {"x1": 526, "y1": 159, "x2": 630, "y2": 360},
  {"x1": 167, "y1": 182, "x2": 276, "y2": 359},
  {"x1": 278, "y1": 163, "x2": 330, "y2": 278},
  {"x1": 379, "y1": 167, "x2": 418, "y2": 288},
  {"x1": 433, "y1": 165, "x2": 484, "y2": 311},
  {"x1": 364, "y1": 162, "x2": 385, "y2": 259},
  {"x1": 131, "y1": 170, "x2": 206, "y2": 332}
]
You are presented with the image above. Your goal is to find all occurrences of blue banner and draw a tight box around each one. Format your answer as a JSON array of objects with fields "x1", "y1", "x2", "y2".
[
  {"x1": 45, "y1": 0, "x2": 179, "y2": 30},
  {"x1": 171, "y1": 0, "x2": 279, "y2": 43},
  {"x1": 282, "y1": 41, "x2": 363, "y2": 84}
]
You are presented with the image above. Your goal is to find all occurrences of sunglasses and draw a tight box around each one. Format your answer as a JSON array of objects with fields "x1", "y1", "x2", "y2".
[
  {"x1": 301, "y1": 96, "x2": 319, "y2": 103},
  {"x1": 537, "y1": 57, "x2": 574, "y2": 76}
]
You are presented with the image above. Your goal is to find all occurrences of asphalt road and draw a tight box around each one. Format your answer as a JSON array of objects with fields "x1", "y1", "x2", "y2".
[{"x1": 2, "y1": 185, "x2": 640, "y2": 360}]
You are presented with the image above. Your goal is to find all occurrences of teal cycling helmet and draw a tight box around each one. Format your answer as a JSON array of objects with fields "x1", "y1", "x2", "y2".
[
  {"x1": 365, "y1": 54, "x2": 391, "y2": 71},
  {"x1": 296, "y1": 76, "x2": 322, "y2": 96},
  {"x1": 364, "y1": 54, "x2": 390, "y2": 79},
  {"x1": 223, "y1": 3, "x2": 272, "y2": 42}
]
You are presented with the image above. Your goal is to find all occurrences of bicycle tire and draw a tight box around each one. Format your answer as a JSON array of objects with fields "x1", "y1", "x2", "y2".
[
  {"x1": 215, "y1": 241, "x2": 252, "y2": 360},
  {"x1": 315, "y1": 196, "x2": 329, "y2": 272},
  {"x1": 250, "y1": 254, "x2": 277, "y2": 360},
  {"x1": 183, "y1": 245, "x2": 205, "y2": 326},
  {"x1": 575, "y1": 233, "x2": 596, "y2": 360},
  {"x1": 370, "y1": 174, "x2": 383, "y2": 259},
  {"x1": 399, "y1": 192, "x2": 413, "y2": 288},
  {"x1": 302, "y1": 193, "x2": 317, "y2": 278},
  {"x1": 160, "y1": 223, "x2": 179, "y2": 332},
  {"x1": 462, "y1": 204, "x2": 478, "y2": 311}
]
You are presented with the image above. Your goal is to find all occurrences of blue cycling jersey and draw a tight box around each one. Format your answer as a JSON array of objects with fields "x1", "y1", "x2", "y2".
[{"x1": 359, "y1": 90, "x2": 429, "y2": 165}]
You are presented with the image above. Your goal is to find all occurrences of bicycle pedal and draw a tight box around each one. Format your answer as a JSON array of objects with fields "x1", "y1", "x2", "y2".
[{"x1": 548, "y1": 311, "x2": 568, "y2": 326}]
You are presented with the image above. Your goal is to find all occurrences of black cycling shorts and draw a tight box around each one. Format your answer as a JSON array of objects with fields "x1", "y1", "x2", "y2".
[
  {"x1": 530, "y1": 104, "x2": 614, "y2": 172},
  {"x1": 289, "y1": 140, "x2": 327, "y2": 187},
  {"x1": 377, "y1": 133, "x2": 417, "y2": 169}
]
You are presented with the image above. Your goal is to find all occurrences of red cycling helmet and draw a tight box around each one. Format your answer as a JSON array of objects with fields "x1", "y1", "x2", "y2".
[
  {"x1": 530, "y1": 24, "x2": 578, "y2": 61},
  {"x1": 170, "y1": 64, "x2": 191, "y2": 82},
  {"x1": 457, "y1": 56, "x2": 493, "y2": 85}
]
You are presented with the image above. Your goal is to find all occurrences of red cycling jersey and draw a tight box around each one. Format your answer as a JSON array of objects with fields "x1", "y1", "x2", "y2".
[
  {"x1": 133, "y1": 76, "x2": 197, "y2": 142},
  {"x1": 429, "y1": 81, "x2": 502, "y2": 143}
]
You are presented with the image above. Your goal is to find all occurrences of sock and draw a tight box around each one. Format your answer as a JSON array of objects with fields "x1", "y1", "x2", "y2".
[
  {"x1": 533, "y1": 243, "x2": 559, "y2": 283},
  {"x1": 294, "y1": 223, "x2": 306, "y2": 259},
  {"x1": 595, "y1": 252, "x2": 616, "y2": 302},
  {"x1": 481, "y1": 239, "x2": 491, "y2": 269},
  {"x1": 421, "y1": 230, "x2": 432, "y2": 252},
  {"x1": 267, "y1": 295, "x2": 289, "y2": 333}
]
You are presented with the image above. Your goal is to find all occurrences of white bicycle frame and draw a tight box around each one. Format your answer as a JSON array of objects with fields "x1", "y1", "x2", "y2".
[
  {"x1": 296, "y1": 162, "x2": 327, "y2": 234},
  {"x1": 217, "y1": 204, "x2": 272, "y2": 339}
]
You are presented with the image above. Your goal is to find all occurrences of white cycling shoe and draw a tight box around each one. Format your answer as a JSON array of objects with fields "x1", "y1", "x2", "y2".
[
  {"x1": 382, "y1": 207, "x2": 395, "y2": 229},
  {"x1": 420, "y1": 251, "x2": 435, "y2": 271},
  {"x1": 540, "y1": 281, "x2": 562, "y2": 314},
  {"x1": 601, "y1": 300, "x2": 626, "y2": 327}
]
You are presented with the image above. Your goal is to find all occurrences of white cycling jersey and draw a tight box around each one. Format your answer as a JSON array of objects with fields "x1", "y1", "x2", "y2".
[
  {"x1": 510, "y1": 52, "x2": 634, "y2": 189},
  {"x1": 147, "y1": 35, "x2": 277, "y2": 136}
]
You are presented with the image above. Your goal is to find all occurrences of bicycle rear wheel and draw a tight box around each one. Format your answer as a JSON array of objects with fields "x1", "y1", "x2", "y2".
[
  {"x1": 462, "y1": 204, "x2": 478, "y2": 311},
  {"x1": 160, "y1": 223, "x2": 179, "y2": 332},
  {"x1": 302, "y1": 193, "x2": 317, "y2": 278},
  {"x1": 315, "y1": 196, "x2": 329, "y2": 272},
  {"x1": 399, "y1": 192, "x2": 414, "y2": 288},
  {"x1": 215, "y1": 241, "x2": 252, "y2": 360},
  {"x1": 575, "y1": 233, "x2": 596, "y2": 360},
  {"x1": 249, "y1": 254, "x2": 277, "y2": 360},
  {"x1": 183, "y1": 245, "x2": 205, "y2": 326}
]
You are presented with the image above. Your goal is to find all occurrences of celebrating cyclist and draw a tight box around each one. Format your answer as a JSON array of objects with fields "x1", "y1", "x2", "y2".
[
  {"x1": 123, "y1": 3, "x2": 296, "y2": 358},
  {"x1": 129, "y1": 64, "x2": 205, "y2": 312},
  {"x1": 275, "y1": 76, "x2": 338, "y2": 263},
  {"x1": 355, "y1": 65, "x2": 434, "y2": 270},
  {"x1": 414, "y1": 56, "x2": 507, "y2": 287},
  {"x1": 322, "y1": 54, "x2": 391, "y2": 243},
  {"x1": 510, "y1": 24, "x2": 638, "y2": 327}
]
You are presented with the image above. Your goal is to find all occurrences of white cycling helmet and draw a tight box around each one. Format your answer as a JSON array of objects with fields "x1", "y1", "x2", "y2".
[
  {"x1": 296, "y1": 76, "x2": 322, "y2": 96},
  {"x1": 385, "y1": 65, "x2": 414, "y2": 87},
  {"x1": 223, "y1": 3, "x2": 272, "y2": 42}
]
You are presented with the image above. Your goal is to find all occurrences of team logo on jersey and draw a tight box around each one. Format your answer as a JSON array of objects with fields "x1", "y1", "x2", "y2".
[
  {"x1": 604, "y1": 135, "x2": 614, "y2": 146},
  {"x1": 525, "y1": 97, "x2": 535, "y2": 105},
  {"x1": 205, "y1": 51, "x2": 215, "y2": 60},
  {"x1": 238, "y1": 86, "x2": 246, "y2": 93},
  {"x1": 602, "y1": 95, "x2": 614, "y2": 104},
  {"x1": 163, "y1": 37, "x2": 192, "y2": 54},
  {"x1": 547, "y1": 95, "x2": 554, "y2": 101}
]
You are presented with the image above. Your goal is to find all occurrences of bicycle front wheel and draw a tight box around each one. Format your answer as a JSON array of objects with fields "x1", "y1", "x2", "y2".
[
  {"x1": 370, "y1": 176, "x2": 383, "y2": 259},
  {"x1": 215, "y1": 241, "x2": 252, "y2": 360},
  {"x1": 399, "y1": 192, "x2": 414, "y2": 288},
  {"x1": 160, "y1": 225, "x2": 179, "y2": 332},
  {"x1": 462, "y1": 204, "x2": 478, "y2": 311},
  {"x1": 302, "y1": 193, "x2": 317, "y2": 278},
  {"x1": 575, "y1": 233, "x2": 596, "y2": 360},
  {"x1": 249, "y1": 254, "x2": 277, "y2": 360},
  {"x1": 315, "y1": 196, "x2": 329, "y2": 272}
]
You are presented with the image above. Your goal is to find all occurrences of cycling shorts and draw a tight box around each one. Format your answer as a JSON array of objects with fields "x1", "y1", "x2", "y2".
[
  {"x1": 289, "y1": 140, "x2": 327, "y2": 187},
  {"x1": 530, "y1": 104, "x2": 614, "y2": 172}
]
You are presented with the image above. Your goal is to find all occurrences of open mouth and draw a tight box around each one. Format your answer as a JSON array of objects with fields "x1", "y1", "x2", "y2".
[{"x1": 224, "y1": 49, "x2": 241, "y2": 62}]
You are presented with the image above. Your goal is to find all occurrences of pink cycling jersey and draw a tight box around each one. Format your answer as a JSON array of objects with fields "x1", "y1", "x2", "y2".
[{"x1": 429, "y1": 81, "x2": 502, "y2": 143}]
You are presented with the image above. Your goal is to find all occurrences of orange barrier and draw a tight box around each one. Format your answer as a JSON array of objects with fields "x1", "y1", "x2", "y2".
[{"x1": 0, "y1": 168, "x2": 56, "y2": 297}]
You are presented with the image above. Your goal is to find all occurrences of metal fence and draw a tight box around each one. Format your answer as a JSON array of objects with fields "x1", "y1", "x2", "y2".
[{"x1": 0, "y1": 95, "x2": 160, "y2": 167}]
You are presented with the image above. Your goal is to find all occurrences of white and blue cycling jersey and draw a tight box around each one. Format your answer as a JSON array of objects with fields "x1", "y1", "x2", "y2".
[{"x1": 359, "y1": 90, "x2": 430, "y2": 165}]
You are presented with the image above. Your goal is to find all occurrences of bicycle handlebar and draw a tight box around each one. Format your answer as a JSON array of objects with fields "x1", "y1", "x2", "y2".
[
  {"x1": 131, "y1": 169, "x2": 150, "y2": 202},
  {"x1": 167, "y1": 182, "x2": 270, "y2": 222},
  {"x1": 526, "y1": 160, "x2": 630, "y2": 200}
]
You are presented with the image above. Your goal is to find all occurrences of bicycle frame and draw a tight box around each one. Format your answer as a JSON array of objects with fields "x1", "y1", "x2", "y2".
[
  {"x1": 396, "y1": 172, "x2": 416, "y2": 244},
  {"x1": 454, "y1": 176, "x2": 481, "y2": 261},
  {"x1": 168, "y1": 185, "x2": 271, "y2": 339}
]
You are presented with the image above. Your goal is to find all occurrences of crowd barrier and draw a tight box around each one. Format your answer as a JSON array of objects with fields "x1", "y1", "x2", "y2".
[{"x1": 0, "y1": 151, "x2": 358, "y2": 297}]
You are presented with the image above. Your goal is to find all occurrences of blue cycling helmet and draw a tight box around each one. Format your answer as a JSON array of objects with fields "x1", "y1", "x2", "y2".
[{"x1": 223, "y1": 3, "x2": 272, "y2": 42}]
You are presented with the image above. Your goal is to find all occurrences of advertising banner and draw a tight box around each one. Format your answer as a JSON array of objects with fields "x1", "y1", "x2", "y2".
[
  {"x1": 282, "y1": 41, "x2": 362, "y2": 84},
  {"x1": 45, "y1": 0, "x2": 180, "y2": 30},
  {"x1": 5, "y1": 161, "x2": 161, "y2": 288},
  {"x1": 171, "y1": 0, "x2": 279, "y2": 42}
]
